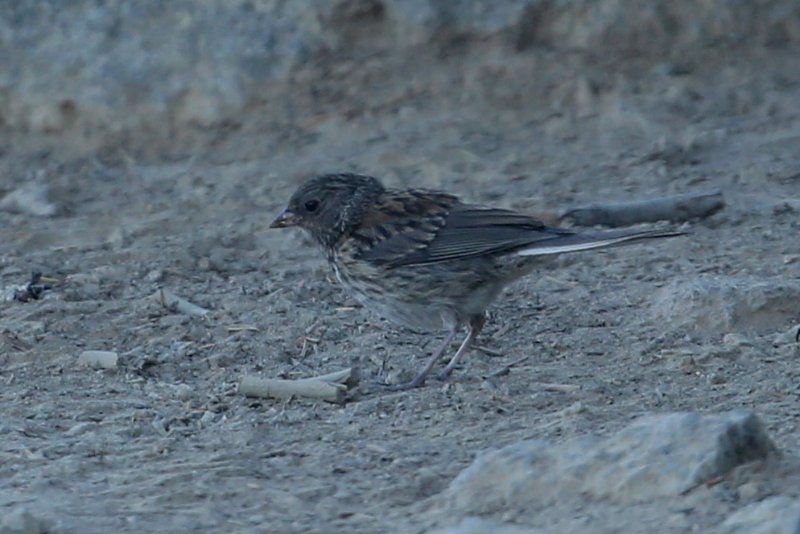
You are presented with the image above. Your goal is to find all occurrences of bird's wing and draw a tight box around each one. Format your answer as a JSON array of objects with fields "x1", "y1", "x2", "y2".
[{"x1": 354, "y1": 192, "x2": 574, "y2": 267}]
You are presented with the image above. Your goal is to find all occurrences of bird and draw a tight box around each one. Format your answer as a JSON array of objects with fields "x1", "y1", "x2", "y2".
[{"x1": 270, "y1": 173, "x2": 683, "y2": 389}]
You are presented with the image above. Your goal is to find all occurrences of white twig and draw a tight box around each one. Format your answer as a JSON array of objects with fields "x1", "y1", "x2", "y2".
[
  {"x1": 153, "y1": 288, "x2": 209, "y2": 317},
  {"x1": 559, "y1": 190, "x2": 724, "y2": 227},
  {"x1": 533, "y1": 382, "x2": 581, "y2": 393},
  {"x1": 238, "y1": 368, "x2": 354, "y2": 404}
]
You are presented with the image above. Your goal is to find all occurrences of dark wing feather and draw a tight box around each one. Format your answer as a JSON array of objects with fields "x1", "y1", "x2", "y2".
[
  {"x1": 351, "y1": 189, "x2": 454, "y2": 266},
  {"x1": 356, "y1": 193, "x2": 574, "y2": 267}
]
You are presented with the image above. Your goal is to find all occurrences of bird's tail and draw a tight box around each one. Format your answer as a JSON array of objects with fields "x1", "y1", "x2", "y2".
[{"x1": 514, "y1": 229, "x2": 685, "y2": 257}]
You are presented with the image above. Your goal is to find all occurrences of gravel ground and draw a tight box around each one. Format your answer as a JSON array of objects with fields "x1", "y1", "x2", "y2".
[{"x1": 1, "y1": 32, "x2": 799, "y2": 533}]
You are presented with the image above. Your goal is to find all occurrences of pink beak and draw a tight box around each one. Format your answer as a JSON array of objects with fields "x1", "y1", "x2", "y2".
[{"x1": 270, "y1": 209, "x2": 300, "y2": 228}]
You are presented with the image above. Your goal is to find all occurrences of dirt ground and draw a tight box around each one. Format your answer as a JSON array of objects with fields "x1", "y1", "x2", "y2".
[{"x1": 1, "y1": 36, "x2": 799, "y2": 533}]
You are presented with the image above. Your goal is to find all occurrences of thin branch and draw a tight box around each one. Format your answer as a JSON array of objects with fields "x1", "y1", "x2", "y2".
[
  {"x1": 238, "y1": 368, "x2": 355, "y2": 404},
  {"x1": 559, "y1": 190, "x2": 724, "y2": 227}
]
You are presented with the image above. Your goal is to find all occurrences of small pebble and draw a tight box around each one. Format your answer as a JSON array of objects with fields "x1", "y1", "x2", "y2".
[
  {"x1": 772, "y1": 324, "x2": 800, "y2": 346},
  {"x1": 65, "y1": 422, "x2": 98, "y2": 437},
  {"x1": 0, "y1": 507, "x2": 50, "y2": 534},
  {"x1": 77, "y1": 350, "x2": 119, "y2": 369},
  {"x1": 737, "y1": 482, "x2": 760, "y2": 501},
  {"x1": 170, "y1": 383, "x2": 195, "y2": 400},
  {"x1": 199, "y1": 411, "x2": 216, "y2": 426},
  {"x1": 707, "y1": 373, "x2": 727, "y2": 385},
  {"x1": 145, "y1": 269, "x2": 164, "y2": 283},
  {"x1": 723, "y1": 333, "x2": 752, "y2": 347}
]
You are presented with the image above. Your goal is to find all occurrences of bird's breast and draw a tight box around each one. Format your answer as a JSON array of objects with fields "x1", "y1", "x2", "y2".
[{"x1": 326, "y1": 249, "x2": 455, "y2": 331}]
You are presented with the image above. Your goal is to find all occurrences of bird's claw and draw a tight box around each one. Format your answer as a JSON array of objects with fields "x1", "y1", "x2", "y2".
[
  {"x1": 434, "y1": 369, "x2": 454, "y2": 382},
  {"x1": 373, "y1": 374, "x2": 428, "y2": 391}
]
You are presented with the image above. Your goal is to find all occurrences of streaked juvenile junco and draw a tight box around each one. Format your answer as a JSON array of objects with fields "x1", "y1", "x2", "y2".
[{"x1": 271, "y1": 173, "x2": 682, "y2": 389}]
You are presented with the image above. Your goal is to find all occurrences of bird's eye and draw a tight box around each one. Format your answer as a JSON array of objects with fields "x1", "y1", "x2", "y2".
[{"x1": 304, "y1": 199, "x2": 320, "y2": 212}]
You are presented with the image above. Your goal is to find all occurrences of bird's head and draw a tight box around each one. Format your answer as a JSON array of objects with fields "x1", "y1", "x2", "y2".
[{"x1": 270, "y1": 173, "x2": 385, "y2": 248}]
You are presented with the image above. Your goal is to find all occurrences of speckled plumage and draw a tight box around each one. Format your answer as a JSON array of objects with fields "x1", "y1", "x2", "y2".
[{"x1": 271, "y1": 173, "x2": 681, "y2": 388}]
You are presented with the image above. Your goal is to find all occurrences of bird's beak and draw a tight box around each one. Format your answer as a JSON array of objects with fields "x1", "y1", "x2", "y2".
[{"x1": 270, "y1": 209, "x2": 300, "y2": 228}]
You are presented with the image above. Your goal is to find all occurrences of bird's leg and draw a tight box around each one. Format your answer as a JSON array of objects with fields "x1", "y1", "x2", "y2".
[
  {"x1": 403, "y1": 325, "x2": 460, "y2": 389},
  {"x1": 436, "y1": 314, "x2": 486, "y2": 381}
]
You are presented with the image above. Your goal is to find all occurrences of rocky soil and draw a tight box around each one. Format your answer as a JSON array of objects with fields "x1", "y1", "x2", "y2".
[{"x1": 1, "y1": 1, "x2": 799, "y2": 532}]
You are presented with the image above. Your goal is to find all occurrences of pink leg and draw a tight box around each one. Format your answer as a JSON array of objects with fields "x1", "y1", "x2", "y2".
[
  {"x1": 437, "y1": 315, "x2": 486, "y2": 380},
  {"x1": 404, "y1": 326, "x2": 459, "y2": 389}
]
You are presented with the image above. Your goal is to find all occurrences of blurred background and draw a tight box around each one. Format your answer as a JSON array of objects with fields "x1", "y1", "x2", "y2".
[
  {"x1": 3, "y1": 0, "x2": 798, "y2": 165},
  {"x1": 2, "y1": 0, "x2": 798, "y2": 254}
]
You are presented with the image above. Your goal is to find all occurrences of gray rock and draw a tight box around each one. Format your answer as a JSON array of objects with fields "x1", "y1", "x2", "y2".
[
  {"x1": 0, "y1": 182, "x2": 56, "y2": 217},
  {"x1": 381, "y1": 0, "x2": 800, "y2": 52},
  {"x1": 719, "y1": 496, "x2": 800, "y2": 534},
  {"x1": 432, "y1": 517, "x2": 540, "y2": 534},
  {"x1": 0, "y1": 508, "x2": 49, "y2": 534},
  {"x1": 441, "y1": 411, "x2": 776, "y2": 514},
  {"x1": 1, "y1": 0, "x2": 798, "y2": 143},
  {"x1": 0, "y1": 0, "x2": 328, "y2": 134},
  {"x1": 772, "y1": 324, "x2": 800, "y2": 346},
  {"x1": 77, "y1": 350, "x2": 120, "y2": 370},
  {"x1": 381, "y1": 0, "x2": 541, "y2": 45},
  {"x1": 651, "y1": 276, "x2": 800, "y2": 336}
]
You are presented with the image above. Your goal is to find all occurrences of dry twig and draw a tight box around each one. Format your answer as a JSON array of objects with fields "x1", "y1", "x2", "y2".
[
  {"x1": 153, "y1": 288, "x2": 209, "y2": 317},
  {"x1": 559, "y1": 190, "x2": 724, "y2": 227},
  {"x1": 238, "y1": 368, "x2": 355, "y2": 404},
  {"x1": 533, "y1": 382, "x2": 581, "y2": 393}
]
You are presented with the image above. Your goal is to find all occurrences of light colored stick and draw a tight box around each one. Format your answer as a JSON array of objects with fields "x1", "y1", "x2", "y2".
[
  {"x1": 153, "y1": 288, "x2": 209, "y2": 317},
  {"x1": 474, "y1": 344, "x2": 504, "y2": 358},
  {"x1": 559, "y1": 190, "x2": 724, "y2": 227},
  {"x1": 309, "y1": 368, "x2": 353, "y2": 383},
  {"x1": 238, "y1": 368, "x2": 353, "y2": 404},
  {"x1": 533, "y1": 382, "x2": 581, "y2": 393},
  {"x1": 227, "y1": 324, "x2": 259, "y2": 333}
]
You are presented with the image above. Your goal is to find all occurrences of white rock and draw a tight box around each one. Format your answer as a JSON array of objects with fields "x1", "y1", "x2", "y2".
[
  {"x1": 721, "y1": 496, "x2": 800, "y2": 534},
  {"x1": 652, "y1": 276, "x2": 800, "y2": 336},
  {"x1": 0, "y1": 507, "x2": 49, "y2": 534},
  {"x1": 772, "y1": 324, "x2": 800, "y2": 346},
  {"x1": 77, "y1": 350, "x2": 119, "y2": 369},
  {"x1": 723, "y1": 333, "x2": 753, "y2": 347},
  {"x1": 0, "y1": 183, "x2": 56, "y2": 217},
  {"x1": 441, "y1": 411, "x2": 776, "y2": 514},
  {"x1": 431, "y1": 517, "x2": 539, "y2": 534}
]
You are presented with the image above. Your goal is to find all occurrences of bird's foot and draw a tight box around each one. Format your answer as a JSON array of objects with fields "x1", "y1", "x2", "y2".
[
  {"x1": 373, "y1": 373, "x2": 428, "y2": 391},
  {"x1": 434, "y1": 368, "x2": 454, "y2": 382}
]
